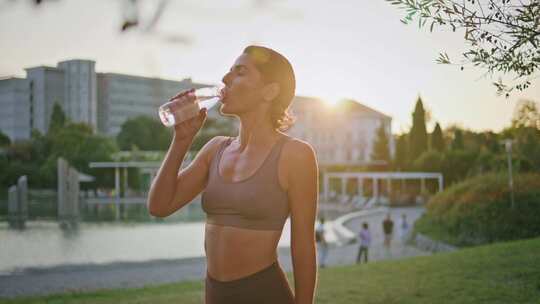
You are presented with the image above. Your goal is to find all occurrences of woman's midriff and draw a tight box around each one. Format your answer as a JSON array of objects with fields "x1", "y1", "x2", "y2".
[{"x1": 205, "y1": 223, "x2": 282, "y2": 282}]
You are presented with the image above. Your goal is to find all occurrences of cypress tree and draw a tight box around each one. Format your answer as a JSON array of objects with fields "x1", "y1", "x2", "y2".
[
  {"x1": 431, "y1": 122, "x2": 445, "y2": 152},
  {"x1": 409, "y1": 96, "x2": 428, "y2": 162},
  {"x1": 451, "y1": 129, "x2": 465, "y2": 150}
]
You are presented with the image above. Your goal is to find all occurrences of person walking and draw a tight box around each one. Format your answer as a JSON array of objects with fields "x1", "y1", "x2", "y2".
[
  {"x1": 356, "y1": 222, "x2": 371, "y2": 264},
  {"x1": 382, "y1": 213, "x2": 394, "y2": 258},
  {"x1": 399, "y1": 213, "x2": 410, "y2": 243},
  {"x1": 316, "y1": 217, "x2": 329, "y2": 268},
  {"x1": 148, "y1": 46, "x2": 318, "y2": 304},
  {"x1": 398, "y1": 213, "x2": 410, "y2": 255}
]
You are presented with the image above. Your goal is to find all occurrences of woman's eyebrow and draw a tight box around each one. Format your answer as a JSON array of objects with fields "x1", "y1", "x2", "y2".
[{"x1": 230, "y1": 64, "x2": 248, "y2": 72}]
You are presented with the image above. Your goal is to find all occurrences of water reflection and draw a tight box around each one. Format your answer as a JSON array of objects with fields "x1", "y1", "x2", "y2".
[{"x1": 0, "y1": 219, "x2": 294, "y2": 274}]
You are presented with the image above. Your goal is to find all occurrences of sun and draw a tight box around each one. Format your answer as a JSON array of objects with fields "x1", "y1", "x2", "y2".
[
  {"x1": 311, "y1": 93, "x2": 342, "y2": 108},
  {"x1": 322, "y1": 97, "x2": 341, "y2": 107},
  {"x1": 319, "y1": 95, "x2": 340, "y2": 108},
  {"x1": 324, "y1": 99, "x2": 338, "y2": 106}
]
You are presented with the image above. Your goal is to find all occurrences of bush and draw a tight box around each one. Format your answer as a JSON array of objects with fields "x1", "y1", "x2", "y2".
[
  {"x1": 413, "y1": 150, "x2": 444, "y2": 172},
  {"x1": 415, "y1": 172, "x2": 540, "y2": 246}
]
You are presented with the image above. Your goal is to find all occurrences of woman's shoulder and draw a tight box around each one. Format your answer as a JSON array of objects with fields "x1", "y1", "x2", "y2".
[
  {"x1": 279, "y1": 135, "x2": 318, "y2": 181},
  {"x1": 281, "y1": 135, "x2": 316, "y2": 159},
  {"x1": 198, "y1": 136, "x2": 231, "y2": 163},
  {"x1": 201, "y1": 136, "x2": 230, "y2": 151}
]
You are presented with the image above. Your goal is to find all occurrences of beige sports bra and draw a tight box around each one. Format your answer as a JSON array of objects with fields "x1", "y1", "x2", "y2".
[{"x1": 201, "y1": 136, "x2": 291, "y2": 231}]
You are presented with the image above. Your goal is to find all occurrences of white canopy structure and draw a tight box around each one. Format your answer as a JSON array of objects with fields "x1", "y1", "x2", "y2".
[
  {"x1": 323, "y1": 171, "x2": 444, "y2": 203},
  {"x1": 88, "y1": 161, "x2": 161, "y2": 220}
]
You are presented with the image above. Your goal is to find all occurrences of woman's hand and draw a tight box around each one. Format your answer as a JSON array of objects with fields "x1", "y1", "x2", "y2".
[{"x1": 169, "y1": 89, "x2": 208, "y2": 142}]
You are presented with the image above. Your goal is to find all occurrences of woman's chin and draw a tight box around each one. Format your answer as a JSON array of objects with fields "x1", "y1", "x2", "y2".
[{"x1": 219, "y1": 104, "x2": 233, "y2": 115}]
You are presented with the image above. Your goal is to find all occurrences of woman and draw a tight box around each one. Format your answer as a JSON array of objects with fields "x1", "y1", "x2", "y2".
[{"x1": 147, "y1": 45, "x2": 318, "y2": 304}]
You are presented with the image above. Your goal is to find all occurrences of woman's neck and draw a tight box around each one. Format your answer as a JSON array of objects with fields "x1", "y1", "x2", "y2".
[{"x1": 235, "y1": 109, "x2": 281, "y2": 151}]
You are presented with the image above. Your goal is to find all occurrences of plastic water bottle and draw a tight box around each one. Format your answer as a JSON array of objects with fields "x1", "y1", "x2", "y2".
[{"x1": 158, "y1": 86, "x2": 223, "y2": 127}]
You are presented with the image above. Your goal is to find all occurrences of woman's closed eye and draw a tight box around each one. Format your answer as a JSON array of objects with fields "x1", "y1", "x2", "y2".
[{"x1": 230, "y1": 65, "x2": 248, "y2": 76}]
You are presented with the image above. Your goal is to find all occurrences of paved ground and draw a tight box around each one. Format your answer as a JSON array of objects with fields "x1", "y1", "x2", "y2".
[
  {"x1": 0, "y1": 206, "x2": 430, "y2": 299},
  {"x1": 333, "y1": 206, "x2": 431, "y2": 264}
]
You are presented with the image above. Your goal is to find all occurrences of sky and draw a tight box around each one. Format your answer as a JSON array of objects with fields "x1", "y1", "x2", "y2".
[{"x1": 0, "y1": 0, "x2": 538, "y2": 134}]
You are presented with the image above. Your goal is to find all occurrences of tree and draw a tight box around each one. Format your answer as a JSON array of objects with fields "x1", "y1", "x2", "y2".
[
  {"x1": 413, "y1": 150, "x2": 444, "y2": 172},
  {"x1": 451, "y1": 129, "x2": 465, "y2": 150},
  {"x1": 393, "y1": 133, "x2": 409, "y2": 171},
  {"x1": 371, "y1": 122, "x2": 391, "y2": 166},
  {"x1": 387, "y1": 0, "x2": 539, "y2": 97},
  {"x1": 46, "y1": 122, "x2": 119, "y2": 187},
  {"x1": 508, "y1": 99, "x2": 540, "y2": 171},
  {"x1": 500, "y1": 101, "x2": 540, "y2": 172},
  {"x1": 442, "y1": 149, "x2": 477, "y2": 185},
  {"x1": 431, "y1": 122, "x2": 445, "y2": 152},
  {"x1": 190, "y1": 116, "x2": 237, "y2": 152},
  {"x1": 512, "y1": 99, "x2": 540, "y2": 129},
  {"x1": 117, "y1": 115, "x2": 172, "y2": 151},
  {"x1": 1, "y1": 108, "x2": 120, "y2": 188},
  {"x1": 48, "y1": 102, "x2": 67, "y2": 134},
  {"x1": 409, "y1": 97, "x2": 428, "y2": 162},
  {"x1": 0, "y1": 130, "x2": 10, "y2": 147},
  {"x1": 480, "y1": 131, "x2": 501, "y2": 154}
]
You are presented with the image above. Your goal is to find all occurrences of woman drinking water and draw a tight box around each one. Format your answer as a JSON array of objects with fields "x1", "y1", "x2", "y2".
[{"x1": 147, "y1": 45, "x2": 318, "y2": 304}]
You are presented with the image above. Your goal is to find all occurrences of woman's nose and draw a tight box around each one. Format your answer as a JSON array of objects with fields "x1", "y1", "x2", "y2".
[{"x1": 222, "y1": 71, "x2": 232, "y2": 86}]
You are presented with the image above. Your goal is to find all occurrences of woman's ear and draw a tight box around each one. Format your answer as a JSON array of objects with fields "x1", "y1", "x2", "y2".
[{"x1": 262, "y1": 82, "x2": 280, "y2": 102}]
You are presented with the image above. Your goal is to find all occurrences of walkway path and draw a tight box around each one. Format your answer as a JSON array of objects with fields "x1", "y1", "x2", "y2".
[{"x1": 332, "y1": 206, "x2": 431, "y2": 264}]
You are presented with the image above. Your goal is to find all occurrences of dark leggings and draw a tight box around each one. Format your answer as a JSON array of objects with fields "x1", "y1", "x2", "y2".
[
  {"x1": 205, "y1": 261, "x2": 295, "y2": 304},
  {"x1": 356, "y1": 246, "x2": 368, "y2": 263}
]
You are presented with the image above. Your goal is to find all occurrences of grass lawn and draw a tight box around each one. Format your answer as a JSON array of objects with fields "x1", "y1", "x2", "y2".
[{"x1": 2, "y1": 237, "x2": 539, "y2": 304}]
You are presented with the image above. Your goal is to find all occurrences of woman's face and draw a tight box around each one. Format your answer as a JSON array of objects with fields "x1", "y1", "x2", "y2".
[{"x1": 220, "y1": 54, "x2": 268, "y2": 116}]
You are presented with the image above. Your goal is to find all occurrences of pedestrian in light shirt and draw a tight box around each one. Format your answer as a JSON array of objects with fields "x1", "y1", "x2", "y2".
[
  {"x1": 316, "y1": 217, "x2": 328, "y2": 268},
  {"x1": 356, "y1": 222, "x2": 371, "y2": 264}
]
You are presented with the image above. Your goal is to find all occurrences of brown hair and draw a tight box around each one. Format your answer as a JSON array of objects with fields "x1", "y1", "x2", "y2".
[{"x1": 243, "y1": 45, "x2": 296, "y2": 131}]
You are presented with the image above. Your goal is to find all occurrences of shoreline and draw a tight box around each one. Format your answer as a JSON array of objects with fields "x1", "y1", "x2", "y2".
[{"x1": 0, "y1": 206, "x2": 428, "y2": 299}]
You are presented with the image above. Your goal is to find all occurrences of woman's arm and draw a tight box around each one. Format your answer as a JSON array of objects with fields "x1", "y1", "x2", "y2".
[
  {"x1": 147, "y1": 134, "x2": 227, "y2": 217},
  {"x1": 147, "y1": 136, "x2": 191, "y2": 217},
  {"x1": 147, "y1": 89, "x2": 225, "y2": 217},
  {"x1": 285, "y1": 139, "x2": 319, "y2": 304}
]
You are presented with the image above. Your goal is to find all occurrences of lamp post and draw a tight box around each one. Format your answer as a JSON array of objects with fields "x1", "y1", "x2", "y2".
[{"x1": 502, "y1": 139, "x2": 515, "y2": 209}]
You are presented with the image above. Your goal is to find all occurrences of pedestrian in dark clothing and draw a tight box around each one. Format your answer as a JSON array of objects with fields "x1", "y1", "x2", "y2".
[{"x1": 382, "y1": 213, "x2": 394, "y2": 257}]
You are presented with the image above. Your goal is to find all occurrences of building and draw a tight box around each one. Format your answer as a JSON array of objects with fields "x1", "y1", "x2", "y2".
[
  {"x1": 287, "y1": 96, "x2": 394, "y2": 166},
  {"x1": 1, "y1": 60, "x2": 394, "y2": 168},
  {"x1": 0, "y1": 77, "x2": 31, "y2": 141},
  {"x1": 0, "y1": 59, "x2": 209, "y2": 141},
  {"x1": 97, "y1": 73, "x2": 207, "y2": 136},
  {"x1": 57, "y1": 60, "x2": 98, "y2": 131},
  {"x1": 23, "y1": 60, "x2": 96, "y2": 137}
]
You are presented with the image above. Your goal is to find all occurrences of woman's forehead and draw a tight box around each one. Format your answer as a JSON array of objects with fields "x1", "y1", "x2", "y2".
[{"x1": 232, "y1": 54, "x2": 256, "y2": 69}]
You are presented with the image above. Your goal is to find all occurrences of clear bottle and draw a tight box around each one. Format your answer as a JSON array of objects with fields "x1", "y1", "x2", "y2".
[{"x1": 158, "y1": 86, "x2": 223, "y2": 127}]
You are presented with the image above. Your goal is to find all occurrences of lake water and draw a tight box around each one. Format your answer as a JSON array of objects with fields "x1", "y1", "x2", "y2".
[{"x1": 0, "y1": 218, "x2": 338, "y2": 275}]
